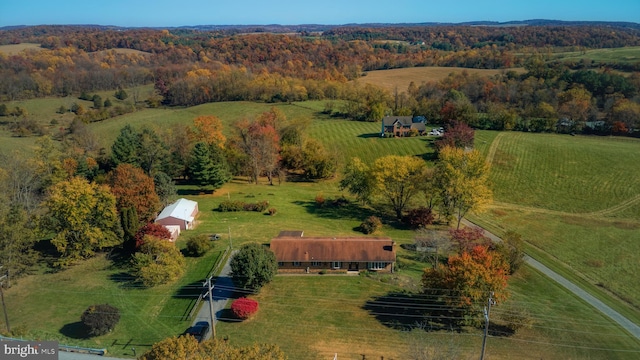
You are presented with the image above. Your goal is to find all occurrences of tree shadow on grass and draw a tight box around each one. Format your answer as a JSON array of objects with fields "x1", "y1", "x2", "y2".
[
  {"x1": 362, "y1": 291, "x2": 462, "y2": 333},
  {"x1": 60, "y1": 322, "x2": 89, "y2": 339},
  {"x1": 357, "y1": 133, "x2": 383, "y2": 138},
  {"x1": 173, "y1": 280, "x2": 206, "y2": 320},
  {"x1": 293, "y1": 200, "x2": 377, "y2": 222}
]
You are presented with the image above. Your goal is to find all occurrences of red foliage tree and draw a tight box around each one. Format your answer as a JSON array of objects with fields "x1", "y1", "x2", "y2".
[
  {"x1": 435, "y1": 120, "x2": 475, "y2": 151},
  {"x1": 231, "y1": 297, "x2": 259, "y2": 320},
  {"x1": 135, "y1": 222, "x2": 172, "y2": 248},
  {"x1": 404, "y1": 207, "x2": 435, "y2": 229},
  {"x1": 449, "y1": 226, "x2": 491, "y2": 254}
]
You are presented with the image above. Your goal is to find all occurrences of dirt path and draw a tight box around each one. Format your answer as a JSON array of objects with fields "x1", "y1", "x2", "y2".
[{"x1": 460, "y1": 218, "x2": 640, "y2": 339}]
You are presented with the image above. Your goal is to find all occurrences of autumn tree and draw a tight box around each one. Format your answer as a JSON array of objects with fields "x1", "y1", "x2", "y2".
[
  {"x1": 191, "y1": 115, "x2": 226, "y2": 148},
  {"x1": 132, "y1": 236, "x2": 185, "y2": 287},
  {"x1": 43, "y1": 177, "x2": 123, "y2": 267},
  {"x1": 339, "y1": 157, "x2": 374, "y2": 205},
  {"x1": 0, "y1": 204, "x2": 38, "y2": 280},
  {"x1": 371, "y1": 155, "x2": 428, "y2": 219},
  {"x1": 134, "y1": 222, "x2": 172, "y2": 248},
  {"x1": 300, "y1": 138, "x2": 336, "y2": 180},
  {"x1": 107, "y1": 164, "x2": 160, "y2": 222},
  {"x1": 435, "y1": 146, "x2": 492, "y2": 229},
  {"x1": 434, "y1": 120, "x2": 475, "y2": 151},
  {"x1": 139, "y1": 336, "x2": 285, "y2": 360},
  {"x1": 0, "y1": 150, "x2": 43, "y2": 211},
  {"x1": 611, "y1": 98, "x2": 640, "y2": 131},
  {"x1": 557, "y1": 87, "x2": 596, "y2": 132},
  {"x1": 233, "y1": 118, "x2": 281, "y2": 185},
  {"x1": 422, "y1": 245, "x2": 510, "y2": 325}
]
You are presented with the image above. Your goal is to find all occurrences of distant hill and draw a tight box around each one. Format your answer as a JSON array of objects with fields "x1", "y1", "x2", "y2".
[{"x1": 2, "y1": 19, "x2": 640, "y2": 32}]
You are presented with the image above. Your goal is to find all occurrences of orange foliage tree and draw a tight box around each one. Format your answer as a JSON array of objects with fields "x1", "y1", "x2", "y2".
[
  {"x1": 191, "y1": 115, "x2": 226, "y2": 149},
  {"x1": 422, "y1": 245, "x2": 509, "y2": 325},
  {"x1": 107, "y1": 164, "x2": 160, "y2": 222}
]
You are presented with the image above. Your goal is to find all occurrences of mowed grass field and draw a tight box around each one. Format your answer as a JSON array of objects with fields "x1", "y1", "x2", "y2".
[
  {"x1": 1, "y1": 100, "x2": 640, "y2": 357},
  {"x1": 550, "y1": 46, "x2": 640, "y2": 65},
  {"x1": 356, "y1": 66, "x2": 526, "y2": 93},
  {"x1": 471, "y1": 131, "x2": 640, "y2": 319}
]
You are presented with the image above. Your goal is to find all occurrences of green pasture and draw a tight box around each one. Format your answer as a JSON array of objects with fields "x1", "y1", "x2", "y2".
[
  {"x1": 551, "y1": 46, "x2": 640, "y2": 65},
  {"x1": 487, "y1": 132, "x2": 640, "y2": 213},
  {"x1": 5, "y1": 248, "x2": 222, "y2": 357}
]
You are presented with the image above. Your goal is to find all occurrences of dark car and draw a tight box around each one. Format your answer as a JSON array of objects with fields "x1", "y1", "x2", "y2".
[{"x1": 184, "y1": 321, "x2": 210, "y2": 342}]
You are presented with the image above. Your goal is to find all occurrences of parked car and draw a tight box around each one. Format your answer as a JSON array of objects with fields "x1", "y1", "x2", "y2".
[
  {"x1": 184, "y1": 321, "x2": 210, "y2": 342},
  {"x1": 428, "y1": 129, "x2": 441, "y2": 136}
]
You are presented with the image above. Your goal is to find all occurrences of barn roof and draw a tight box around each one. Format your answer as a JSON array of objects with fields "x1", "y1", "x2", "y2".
[
  {"x1": 156, "y1": 198, "x2": 198, "y2": 222},
  {"x1": 270, "y1": 236, "x2": 396, "y2": 262}
]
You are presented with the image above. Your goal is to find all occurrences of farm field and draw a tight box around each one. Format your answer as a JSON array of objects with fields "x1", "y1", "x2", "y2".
[
  {"x1": 0, "y1": 43, "x2": 45, "y2": 55},
  {"x1": 550, "y1": 46, "x2": 640, "y2": 65},
  {"x1": 356, "y1": 66, "x2": 526, "y2": 93}
]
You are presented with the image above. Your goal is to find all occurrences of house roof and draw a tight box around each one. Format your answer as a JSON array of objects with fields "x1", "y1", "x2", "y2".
[
  {"x1": 156, "y1": 198, "x2": 198, "y2": 222},
  {"x1": 382, "y1": 116, "x2": 413, "y2": 127},
  {"x1": 270, "y1": 236, "x2": 396, "y2": 262}
]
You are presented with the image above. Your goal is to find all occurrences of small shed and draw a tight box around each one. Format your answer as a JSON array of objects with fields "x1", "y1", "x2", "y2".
[
  {"x1": 164, "y1": 225, "x2": 181, "y2": 242},
  {"x1": 155, "y1": 198, "x2": 199, "y2": 230}
]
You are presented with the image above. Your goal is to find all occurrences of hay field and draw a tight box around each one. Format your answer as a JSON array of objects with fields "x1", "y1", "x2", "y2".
[
  {"x1": 0, "y1": 43, "x2": 45, "y2": 55},
  {"x1": 356, "y1": 66, "x2": 525, "y2": 93}
]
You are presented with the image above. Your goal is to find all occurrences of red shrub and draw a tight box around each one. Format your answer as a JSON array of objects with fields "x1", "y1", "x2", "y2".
[
  {"x1": 231, "y1": 297, "x2": 259, "y2": 319},
  {"x1": 135, "y1": 222, "x2": 172, "y2": 248},
  {"x1": 404, "y1": 207, "x2": 435, "y2": 228}
]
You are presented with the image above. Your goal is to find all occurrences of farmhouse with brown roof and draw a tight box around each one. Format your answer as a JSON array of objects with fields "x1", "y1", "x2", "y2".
[{"x1": 270, "y1": 231, "x2": 396, "y2": 273}]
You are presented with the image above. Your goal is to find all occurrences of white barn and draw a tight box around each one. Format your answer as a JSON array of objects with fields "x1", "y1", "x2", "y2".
[{"x1": 155, "y1": 198, "x2": 199, "y2": 231}]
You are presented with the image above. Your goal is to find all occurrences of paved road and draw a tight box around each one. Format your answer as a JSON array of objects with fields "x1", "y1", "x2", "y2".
[
  {"x1": 192, "y1": 250, "x2": 237, "y2": 341},
  {"x1": 461, "y1": 218, "x2": 640, "y2": 339}
]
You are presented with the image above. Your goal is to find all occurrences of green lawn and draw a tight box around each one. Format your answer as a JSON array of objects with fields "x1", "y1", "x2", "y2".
[
  {"x1": 4, "y1": 247, "x2": 223, "y2": 357},
  {"x1": 215, "y1": 267, "x2": 640, "y2": 360}
]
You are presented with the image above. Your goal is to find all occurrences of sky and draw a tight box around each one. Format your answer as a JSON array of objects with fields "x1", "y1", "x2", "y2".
[{"x1": 1, "y1": 0, "x2": 639, "y2": 27}]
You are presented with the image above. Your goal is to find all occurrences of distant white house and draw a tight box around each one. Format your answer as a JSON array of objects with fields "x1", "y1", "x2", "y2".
[{"x1": 155, "y1": 198, "x2": 199, "y2": 231}]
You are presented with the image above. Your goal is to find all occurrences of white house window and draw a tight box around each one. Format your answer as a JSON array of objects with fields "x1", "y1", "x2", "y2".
[
  {"x1": 311, "y1": 261, "x2": 320, "y2": 266},
  {"x1": 293, "y1": 261, "x2": 301, "y2": 266},
  {"x1": 368, "y1": 262, "x2": 387, "y2": 270},
  {"x1": 332, "y1": 261, "x2": 341, "y2": 269}
]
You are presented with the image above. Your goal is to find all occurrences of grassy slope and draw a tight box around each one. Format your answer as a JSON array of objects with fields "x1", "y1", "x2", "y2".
[{"x1": 550, "y1": 46, "x2": 640, "y2": 65}]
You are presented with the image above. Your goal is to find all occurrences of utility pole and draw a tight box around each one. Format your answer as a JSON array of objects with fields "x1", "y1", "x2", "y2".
[
  {"x1": 228, "y1": 226, "x2": 232, "y2": 250},
  {"x1": 0, "y1": 267, "x2": 10, "y2": 333},
  {"x1": 479, "y1": 292, "x2": 495, "y2": 360},
  {"x1": 206, "y1": 276, "x2": 216, "y2": 339}
]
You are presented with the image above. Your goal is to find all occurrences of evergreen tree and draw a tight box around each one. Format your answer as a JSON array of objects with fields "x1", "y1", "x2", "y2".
[
  {"x1": 188, "y1": 142, "x2": 230, "y2": 192},
  {"x1": 153, "y1": 172, "x2": 177, "y2": 207},
  {"x1": 111, "y1": 124, "x2": 140, "y2": 166},
  {"x1": 120, "y1": 207, "x2": 139, "y2": 253}
]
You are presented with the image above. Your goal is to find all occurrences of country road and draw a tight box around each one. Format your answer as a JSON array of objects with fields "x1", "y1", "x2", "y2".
[
  {"x1": 461, "y1": 218, "x2": 640, "y2": 339},
  {"x1": 191, "y1": 250, "x2": 238, "y2": 341}
]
